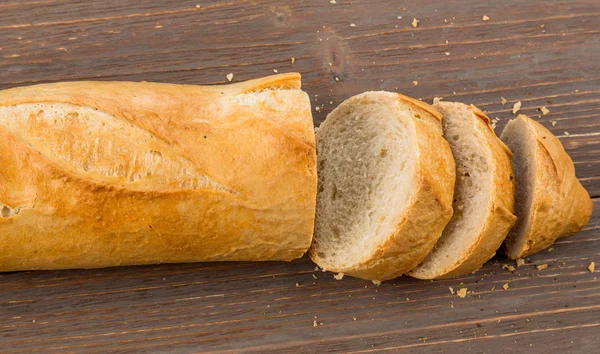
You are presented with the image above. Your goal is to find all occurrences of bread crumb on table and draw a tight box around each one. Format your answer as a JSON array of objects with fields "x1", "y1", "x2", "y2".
[
  {"x1": 563, "y1": 131, "x2": 570, "y2": 136},
  {"x1": 334, "y1": 272, "x2": 344, "y2": 280},
  {"x1": 512, "y1": 101, "x2": 521, "y2": 114},
  {"x1": 501, "y1": 96, "x2": 507, "y2": 105},
  {"x1": 502, "y1": 264, "x2": 515, "y2": 272},
  {"x1": 457, "y1": 288, "x2": 468, "y2": 298},
  {"x1": 516, "y1": 258, "x2": 525, "y2": 267},
  {"x1": 547, "y1": 247, "x2": 555, "y2": 252},
  {"x1": 589, "y1": 262, "x2": 595, "y2": 273},
  {"x1": 372, "y1": 280, "x2": 382, "y2": 286},
  {"x1": 291, "y1": 57, "x2": 295, "y2": 64},
  {"x1": 482, "y1": 15, "x2": 490, "y2": 21},
  {"x1": 350, "y1": 23, "x2": 356, "y2": 27},
  {"x1": 502, "y1": 283, "x2": 509, "y2": 290},
  {"x1": 312, "y1": 274, "x2": 318, "y2": 279},
  {"x1": 412, "y1": 18, "x2": 419, "y2": 27},
  {"x1": 330, "y1": 0, "x2": 337, "y2": 3},
  {"x1": 353, "y1": 317, "x2": 357, "y2": 321},
  {"x1": 536, "y1": 264, "x2": 548, "y2": 271},
  {"x1": 449, "y1": 287, "x2": 455, "y2": 294},
  {"x1": 313, "y1": 320, "x2": 318, "y2": 327},
  {"x1": 433, "y1": 97, "x2": 443, "y2": 104},
  {"x1": 226, "y1": 73, "x2": 234, "y2": 82},
  {"x1": 540, "y1": 106, "x2": 550, "y2": 115},
  {"x1": 413, "y1": 80, "x2": 419, "y2": 86},
  {"x1": 551, "y1": 120, "x2": 557, "y2": 126}
]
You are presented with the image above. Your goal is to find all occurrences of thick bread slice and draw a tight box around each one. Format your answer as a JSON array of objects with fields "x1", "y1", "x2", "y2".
[
  {"x1": 310, "y1": 92, "x2": 455, "y2": 281},
  {"x1": 0, "y1": 73, "x2": 317, "y2": 271},
  {"x1": 500, "y1": 115, "x2": 592, "y2": 259},
  {"x1": 409, "y1": 102, "x2": 517, "y2": 279}
]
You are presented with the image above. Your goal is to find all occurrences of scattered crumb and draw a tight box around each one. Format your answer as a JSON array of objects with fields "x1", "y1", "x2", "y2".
[
  {"x1": 413, "y1": 80, "x2": 419, "y2": 86},
  {"x1": 491, "y1": 286, "x2": 496, "y2": 291},
  {"x1": 482, "y1": 15, "x2": 490, "y2": 21},
  {"x1": 445, "y1": 52, "x2": 450, "y2": 56},
  {"x1": 457, "y1": 288, "x2": 468, "y2": 298},
  {"x1": 406, "y1": 297, "x2": 410, "y2": 301},
  {"x1": 512, "y1": 101, "x2": 521, "y2": 114},
  {"x1": 500, "y1": 97, "x2": 507, "y2": 105},
  {"x1": 334, "y1": 77, "x2": 340, "y2": 82},
  {"x1": 314, "y1": 266, "x2": 320, "y2": 271},
  {"x1": 575, "y1": 89, "x2": 579, "y2": 93},
  {"x1": 330, "y1": 0, "x2": 337, "y2": 3},
  {"x1": 445, "y1": 40, "x2": 449, "y2": 44},
  {"x1": 548, "y1": 247, "x2": 555, "y2": 252},
  {"x1": 196, "y1": 4, "x2": 201, "y2": 8},
  {"x1": 551, "y1": 120, "x2": 557, "y2": 126},
  {"x1": 589, "y1": 262, "x2": 595, "y2": 273},
  {"x1": 353, "y1": 317, "x2": 357, "y2": 321},
  {"x1": 563, "y1": 131, "x2": 570, "y2": 136},
  {"x1": 273, "y1": 69, "x2": 278, "y2": 73},
  {"x1": 313, "y1": 320, "x2": 318, "y2": 327},
  {"x1": 449, "y1": 287, "x2": 455, "y2": 294},
  {"x1": 536, "y1": 264, "x2": 548, "y2": 271},
  {"x1": 312, "y1": 274, "x2": 318, "y2": 279},
  {"x1": 226, "y1": 73, "x2": 234, "y2": 82},
  {"x1": 541, "y1": 24, "x2": 545, "y2": 28},
  {"x1": 334, "y1": 272, "x2": 344, "y2": 280},
  {"x1": 516, "y1": 258, "x2": 525, "y2": 267},
  {"x1": 540, "y1": 106, "x2": 550, "y2": 115},
  {"x1": 291, "y1": 57, "x2": 295, "y2": 64},
  {"x1": 433, "y1": 97, "x2": 443, "y2": 104},
  {"x1": 154, "y1": 25, "x2": 163, "y2": 29},
  {"x1": 295, "y1": 282, "x2": 299, "y2": 287},
  {"x1": 502, "y1": 264, "x2": 515, "y2": 272},
  {"x1": 315, "y1": 106, "x2": 320, "y2": 112},
  {"x1": 420, "y1": 337, "x2": 428, "y2": 341},
  {"x1": 350, "y1": 23, "x2": 356, "y2": 27},
  {"x1": 372, "y1": 280, "x2": 382, "y2": 286},
  {"x1": 502, "y1": 283, "x2": 509, "y2": 290},
  {"x1": 412, "y1": 18, "x2": 419, "y2": 28}
]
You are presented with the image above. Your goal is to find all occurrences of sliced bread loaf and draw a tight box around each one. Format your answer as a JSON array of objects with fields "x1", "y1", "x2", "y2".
[
  {"x1": 409, "y1": 102, "x2": 517, "y2": 279},
  {"x1": 500, "y1": 115, "x2": 592, "y2": 259},
  {"x1": 310, "y1": 92, "x2": 455, "y2": 281}
]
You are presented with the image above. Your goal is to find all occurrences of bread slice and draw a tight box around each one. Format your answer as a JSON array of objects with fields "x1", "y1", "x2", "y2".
[
  {"x1": 310, "y1": 91, "x2": 455, "y2": 281},
  {"x1": 500, "y1": 114, "x2": 592, "y2": 259},
  {"x1": 409, "y1": 102, "x2": 517, "y2": 279}
]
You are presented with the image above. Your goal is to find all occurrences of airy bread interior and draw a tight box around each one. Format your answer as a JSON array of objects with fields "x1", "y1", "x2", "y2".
[
  {"x1": 410, "y1": 103, "x2": 492, "y2": 277},
  {"x1": 312, "y1": 93, "x2": 417, "y2": 271},
  {"x1": 500, "y1": 118, "x2": 536, "y2": 257}
]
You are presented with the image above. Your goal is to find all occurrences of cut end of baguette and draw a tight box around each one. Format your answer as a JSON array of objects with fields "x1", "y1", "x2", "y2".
[
  {"x1": 311, "y1": 92, "x2": 418, "y2": 274},
  {"x1": 500, "y1": 114, "x2": 592, "y2": 259}
]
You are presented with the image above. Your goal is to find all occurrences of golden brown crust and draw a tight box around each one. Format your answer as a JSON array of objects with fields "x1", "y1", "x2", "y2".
[
  {"x1": 410, "y1": 102, "x2": 516, "y2": 279},
  {"x1": 309, "y1": 92, "x2": 455, "y2": 281},
  {"x1": 0, "y1": 74, "x2": 317, "y2": 271},
  {"x1": 504, "y1": 115, "x2": 592, "y2": 259}
]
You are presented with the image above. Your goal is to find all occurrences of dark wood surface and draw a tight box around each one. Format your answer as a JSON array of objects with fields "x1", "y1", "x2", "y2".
[{"x1": 1, "y1": 0, "x2": 599, "y2": 352}]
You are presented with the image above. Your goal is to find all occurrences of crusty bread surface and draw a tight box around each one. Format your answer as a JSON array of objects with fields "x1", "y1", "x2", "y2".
[
  {"x1": 500, "y1": 114, "x2": 592, "y2": 259},
  {"x1": 0, "y1": 73, "x2": 317, "y2": 271}
]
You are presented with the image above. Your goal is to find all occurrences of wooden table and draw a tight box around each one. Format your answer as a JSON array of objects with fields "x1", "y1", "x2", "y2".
[{"x1": 1, "y1": 0, "x2": 599, "y2": 352}]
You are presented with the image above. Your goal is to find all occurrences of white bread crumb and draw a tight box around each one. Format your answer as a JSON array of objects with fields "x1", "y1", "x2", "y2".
[
  {"x1": 413, "y1": 81, "x2": 418, "y2": 86},
  {"x1": 482, "y1": 15, "x2": 490, "y2": 21},
  {"x1": 291, "y1": 57, "x2": 295, "y2": 64},
  {"x1": 226, "y1": 73, "x2": 234, "y2": 82},
  {"x1": 273, "y1": 69, "x2": 278, "y2": 73},
  {"x1": 412, "y1": 18, "x2": 419, "y2": 27},
  {"x1": 502, "y1": 283, "x2": 509, "y2": 290},
  {"x1": 350, "y1": 23, "x2": 356, "y2": 27},
  {"x1": 540, "y1": 106, "x2": 550, "y2": 115},
  {"x1": 313, "y1": 320, "x2": 318, "y2": 327},
  {"x1": 449, "y1": 287, "x2": 455, "y2": 294},
  {"x1": 501, "y1": 96, "x2": 507, "y2": 105},
  {"x1": 512, "y1": 101, "x2": 521, "y2": 114},
  {"x1": 330, "y1": 0, "x2": 337, "y2": 3},
  {"x1": 372, "y1": 280, "x2": 381, "y2": 286},
  {"x1": 457, "y1": 288, "x2": 467, "y2": 298},
  {"x1": 334, "y1": 272, "x2": 344, "y2": 280},
  {"x1": 551, "y1": 120, "x2": 557, "y2": 126},
  {"x1": 516, "y1": 258, "x2": 525, "y2": 267},
  {"x1": 536, "y1": 264, "x2": 548, "y2": 270},
  {"x1": 564, "y1": 131, "x2": 570, "y2": 136},
  {"x1": 433, "y1": 97, "x2": 443, "y2": 104}
]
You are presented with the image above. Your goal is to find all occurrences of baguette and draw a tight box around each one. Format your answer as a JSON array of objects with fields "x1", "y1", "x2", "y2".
[
  {"x1": 0, "y1": 73, "x2": 317, "y2": 271},
  {"x1": 310, "y1": 92, "x2": 455, "y2": 281},
  {"x1": 500, "y1": 114, "x2": 592, "y2": 259},
  {"x1": 409, "y1": 102, "x2": 516, "y2": 279}
]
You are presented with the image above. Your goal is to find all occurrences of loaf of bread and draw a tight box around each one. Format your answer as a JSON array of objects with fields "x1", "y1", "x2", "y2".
[
  {"x1": 0, "y1": 73, "x2": 317, "y2": 271},
  {"x1": 500, "y1": 114, "x2": 592, "y2": 259},
  {"x1": 409, "y1": 102, "x2": 516, "y2": 279},
  {"x1": 310, "y1": 92, "x2": 455, "y2": 281}
]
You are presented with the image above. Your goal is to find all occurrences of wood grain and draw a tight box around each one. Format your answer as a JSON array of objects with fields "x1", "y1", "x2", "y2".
[{"x1": 1, "y1": 0, "x2": 599, "y2": 352}]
